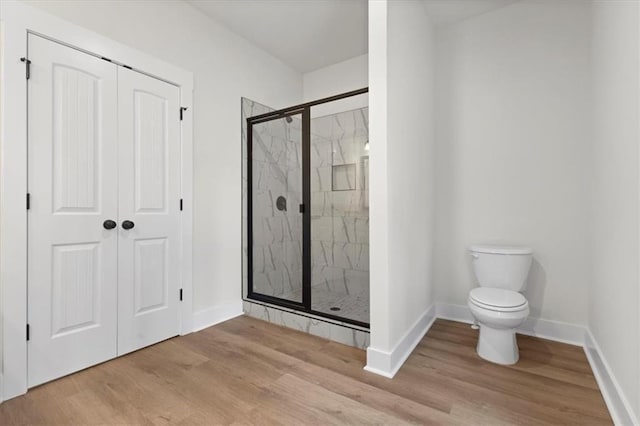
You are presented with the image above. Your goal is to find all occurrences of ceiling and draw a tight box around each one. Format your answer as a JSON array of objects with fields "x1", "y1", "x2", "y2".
[
  {"x1": 185, "y1": 0, "x2": 518, "y2": 74},
  {"x1": 186, "y1": 0, "x2": 368, "y2": 73}
]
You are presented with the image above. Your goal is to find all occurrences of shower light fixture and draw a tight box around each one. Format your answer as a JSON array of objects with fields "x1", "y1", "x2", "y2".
[{"x1": 364, "y1": 140, "x2": 370, "y2": 151}]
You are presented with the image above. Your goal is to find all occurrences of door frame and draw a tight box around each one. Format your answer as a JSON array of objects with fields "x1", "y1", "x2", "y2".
[
  {"x1": 0, "y1": 1, "x2": 194, "y2": 401},
  {"x1": 246, "y1": 108, "x2": 310, "y2": 311}
]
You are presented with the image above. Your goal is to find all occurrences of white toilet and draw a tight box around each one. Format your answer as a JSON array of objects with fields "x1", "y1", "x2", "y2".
[{"x1": 467, "y1": 245, "x2": 533, "y2": 365}]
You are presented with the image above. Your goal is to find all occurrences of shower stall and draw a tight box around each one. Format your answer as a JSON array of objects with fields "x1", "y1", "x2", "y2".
[{"x1": 243, "y1": 89, "x2": 369, "y2": 328}]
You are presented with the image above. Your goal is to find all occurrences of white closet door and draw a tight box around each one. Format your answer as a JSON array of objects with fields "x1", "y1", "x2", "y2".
[
  {"x1": 27, "y1": 35, "x2": 119, "y2": 387},
  {"x1": 117, "y1": 67, "x2": 181, "y2": 355}
]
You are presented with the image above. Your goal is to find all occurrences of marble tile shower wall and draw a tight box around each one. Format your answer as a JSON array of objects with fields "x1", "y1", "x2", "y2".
[
  {"x1": 310, "y1": 108, "x2": 370, "y2": 302},
  {"x1": 241, "y1": 98, "x2": 303, "y2": 299}
]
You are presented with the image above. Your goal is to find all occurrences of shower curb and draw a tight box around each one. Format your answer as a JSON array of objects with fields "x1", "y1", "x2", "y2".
[{"x1": 242, "y1": 300, "x2": 370, "y2": 349}]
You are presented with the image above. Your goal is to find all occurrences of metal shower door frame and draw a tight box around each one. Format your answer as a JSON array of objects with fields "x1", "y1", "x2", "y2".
[{"x1": 246, "y1": 88, "x2": 369, "y2": 328}]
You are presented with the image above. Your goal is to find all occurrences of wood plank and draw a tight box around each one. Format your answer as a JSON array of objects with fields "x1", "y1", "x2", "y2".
[
  {"x1": 419, "y1": 335, "x2": 600, "y2": 390},
  {"x1": 288, "y1": 357, "x2": 458, "y2": 425}
]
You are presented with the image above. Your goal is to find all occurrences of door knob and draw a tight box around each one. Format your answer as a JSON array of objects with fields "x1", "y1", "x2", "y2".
[
  {"x1": 122, "y1": 220, "x2": 135, "y2": 230},
  {"x1": 103, "y1": 220, "x2": 117, "y2": 230}
]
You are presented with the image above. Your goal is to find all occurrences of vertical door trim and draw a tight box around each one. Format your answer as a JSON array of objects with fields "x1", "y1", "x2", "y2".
[
  {"x1": 0, "y1": 0, "x2": 194, "y2": 401},
  {"x1": 178, "y1": 79, "x2": 194, "y2": 336}
]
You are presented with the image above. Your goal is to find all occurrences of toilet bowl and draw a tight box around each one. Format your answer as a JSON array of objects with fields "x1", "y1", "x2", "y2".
[
  {"x1": 468, "y1": 245, "x2": 533, "y2": 365},
  {"x1": 468, "y1": 288, "x2": 529, "y2": 364}
]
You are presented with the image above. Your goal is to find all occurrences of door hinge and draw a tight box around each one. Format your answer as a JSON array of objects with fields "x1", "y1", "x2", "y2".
[
  {"x1": 180, "y1": 199, "x2": 183, "y2": 211},
  {"x1": 26, "y1": 193, "x2": 31, "y2": 210},
  {"x1": 180, "y1": 107, "x2": 188, "y2": 121},
  {"x1": 26, "y1": 324, "x2": 30, "y2": 341},
  {"x1": 299, "y1": 204, "x2": 305, "y2": 213},
  {"x1": 20, "y1": 57, "x2": 31, "y2": 80},
  {"x1": 179, "y1": 289, "x2": 183, "y2": 301}
]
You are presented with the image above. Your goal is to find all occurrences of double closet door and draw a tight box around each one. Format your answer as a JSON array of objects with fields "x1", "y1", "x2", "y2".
[{"x1": 27, "y1": 35, "x2": 182, "y2": 387}]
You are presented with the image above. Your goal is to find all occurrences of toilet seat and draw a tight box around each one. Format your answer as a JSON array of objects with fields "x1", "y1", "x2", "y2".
[{"x1": 469, "y1": 288, "x2": 528, "y2": 312}]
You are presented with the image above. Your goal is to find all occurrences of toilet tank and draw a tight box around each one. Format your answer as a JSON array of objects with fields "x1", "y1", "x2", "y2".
[{"x1": 469, "y1": 245, "x2": 533, "y2": 291}]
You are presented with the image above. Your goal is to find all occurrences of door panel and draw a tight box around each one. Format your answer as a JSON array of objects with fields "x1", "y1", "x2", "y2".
[
  {"x1": 28, "y1": 35, "x2": 118, "y2": 387},
  {"x1": 117, "y1": 67, "x2": 181, "y2": 355},
  {"x1": 134, "y1": 91, "x2": 169, "y2": 212},
  {"x1": 52, "y1": 65, "x2": 101, "y2": 212},
  {"x1": 134, "y1": 238, "x2": 169, "y2": 315},
  {"x1": 51, "y1": 243, "x2": 101, "y2": 337}
]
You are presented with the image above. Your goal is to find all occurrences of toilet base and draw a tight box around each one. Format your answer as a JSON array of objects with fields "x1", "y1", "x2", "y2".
[{"x1": 476, "y1": 324, "x2": 519, "y2": 365}]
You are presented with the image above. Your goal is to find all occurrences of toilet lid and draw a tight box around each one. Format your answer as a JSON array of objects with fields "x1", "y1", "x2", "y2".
[
  {"x1": 469, "y1": 245, "x2": 533, "y2": 255},
  {"x1": 469, "y1": 288, "x2": 527, "y2": 309}
]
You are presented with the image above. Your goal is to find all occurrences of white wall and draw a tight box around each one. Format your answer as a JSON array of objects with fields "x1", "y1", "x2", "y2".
[
  {"x1": 0, "y1": 20, "x2": 4, "y2": 398},
  {"x1": 433, "y1": 0, "x2": 593, "y2": 325},
  {"x1": 22, "y1": 1, "x2": 303, "y2": 314},
  {"x1": 303, "y1": 53, "x2": 368, "y2": 101},
  {"x1": 303, "y1": 54, "x2": 368, "y2": 117},
  {"x1": 386, "y1": 0, "x2": 436, "y2": 349},
  {"x1": 367, "y1": 0, "x2": 436, "y2": 376},
  {"x1": 367, "y1": 0, "x2": 390, "y2": 356},
  {"x1": 590, "y1": 0, "x2": 640, "y2": 421}
]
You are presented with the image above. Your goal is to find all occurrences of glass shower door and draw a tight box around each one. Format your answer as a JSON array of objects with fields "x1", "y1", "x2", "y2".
[
  {"x1": 245, "y1": 89, "x2": 369, "y2": 328},
  {"x1": 248, "y1": 113, "x2": 304, "y2": 305}
]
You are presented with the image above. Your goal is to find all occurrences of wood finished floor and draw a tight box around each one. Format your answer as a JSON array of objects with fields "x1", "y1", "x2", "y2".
[{"x1": 0, "y1": 316, "x2": 612, "y2": 425}]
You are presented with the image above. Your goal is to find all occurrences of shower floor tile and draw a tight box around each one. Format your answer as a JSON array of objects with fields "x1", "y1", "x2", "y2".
[{"x1": 281, "y1": 284, "x2": 369, "y2": 324}]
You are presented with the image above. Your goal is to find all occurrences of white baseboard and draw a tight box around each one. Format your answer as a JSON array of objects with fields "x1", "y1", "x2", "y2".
[
  {"x1": 192, "y1": 301, "x2": 244, "y2": 332},
  {"x1": 435, "y1": 302, "x2": 585, "y2": 346},
  {"x1": 364, "y1": 304, "x2": 436, "y2": 378},
  {"x1": 584, "y1": 329, "x2": 638, "y2": 426},
  {"x1": 436, "y1": 302, "x2": 474, "y2": 324},
  {"x1": 363, "y1": 348, "x2": 395, "y2": 378},
  {"x1": 518, "y1": 315, "x2": 586, "y2": 346}
]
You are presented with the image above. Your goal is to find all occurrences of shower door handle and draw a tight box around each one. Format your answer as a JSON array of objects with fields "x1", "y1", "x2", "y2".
[{"x1": 299, "y1": 204, "x2": 305, "y2": 213}]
